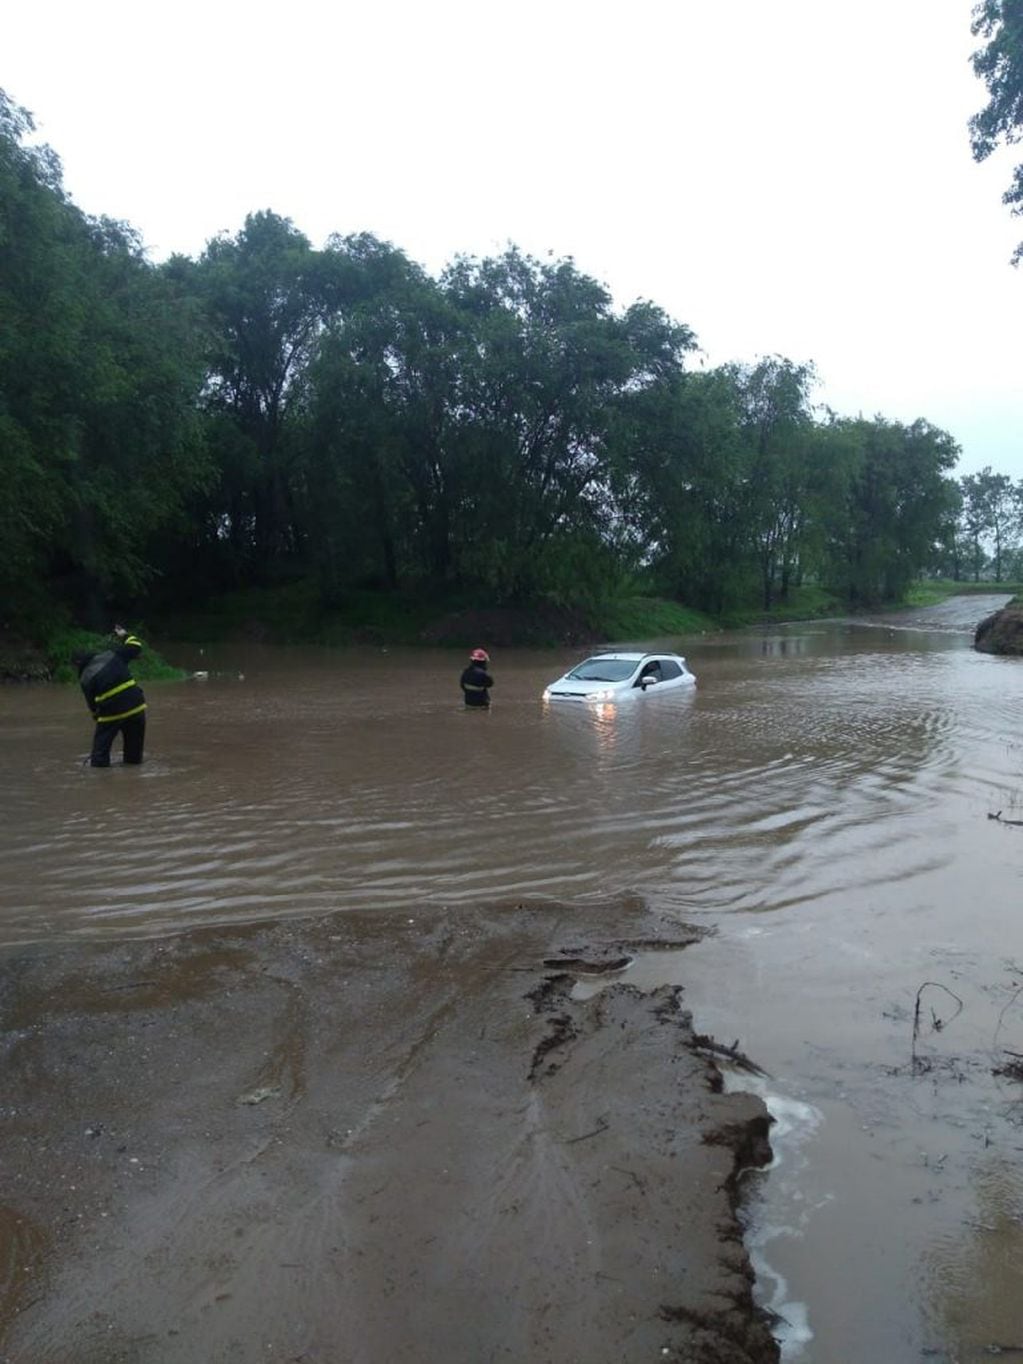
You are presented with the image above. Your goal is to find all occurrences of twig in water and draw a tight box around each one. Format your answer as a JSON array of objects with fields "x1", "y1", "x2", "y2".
[
  {"x1": 609, "y1": 1164, "x2": 647, "y2": 1193},
  {"x1": 993, "y1": 986, "x2": 1023, "y2": 1053},
  {"x1": 692, "y1": 1033, "x2": 771, "y2": 1077},
  {"x1": 563, "y1": 1116, "x2": 610, "y2": 1145},
  {"x1": 912, "y1": 982, "x2": 964, "y2": 1073}
]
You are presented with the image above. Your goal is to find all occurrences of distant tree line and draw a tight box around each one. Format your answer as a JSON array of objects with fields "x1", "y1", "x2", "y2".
[{"x1": 0, "y1": 87, "x2": 1015, "y2": 635}]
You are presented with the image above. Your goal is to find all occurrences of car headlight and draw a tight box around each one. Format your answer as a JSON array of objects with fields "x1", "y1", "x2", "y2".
[
  {"x1": 589, "y1": 688, "x2": 614, "y2": 702},
  {"x1": 542, "y1": 688, "x2": 551, "y2": 702}
]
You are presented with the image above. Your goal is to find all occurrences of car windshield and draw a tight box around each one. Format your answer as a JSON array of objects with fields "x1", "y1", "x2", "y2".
[{"x1": 566, "y1": 658, "x2": 638, "y2": 682}]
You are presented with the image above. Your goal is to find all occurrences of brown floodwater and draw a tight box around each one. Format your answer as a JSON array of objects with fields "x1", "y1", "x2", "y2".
[{"x1": 2, "y1": 594, "x2": 1022, "y2": 1361}]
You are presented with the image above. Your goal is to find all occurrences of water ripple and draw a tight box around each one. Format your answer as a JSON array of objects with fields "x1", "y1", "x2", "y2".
[{"x1": 2, "y1": 630, "x2": 1022, "y2": 940}]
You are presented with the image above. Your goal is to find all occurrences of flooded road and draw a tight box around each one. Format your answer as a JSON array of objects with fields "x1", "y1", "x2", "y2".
[{"x1": 2, "y1": 593, "x2": 1023, "y2": 1361}]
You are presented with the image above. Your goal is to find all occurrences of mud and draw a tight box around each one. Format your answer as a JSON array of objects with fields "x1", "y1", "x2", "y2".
[
  {"x1": 0, "y1": 901, "x2": 776, "y2": 1364},
  {"x1": 974, "y1": 597, "x2": 1023, "y2": 653}
]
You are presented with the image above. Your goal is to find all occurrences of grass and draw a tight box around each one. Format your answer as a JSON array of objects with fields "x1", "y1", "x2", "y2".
[
  {"x1": 717, "y1": 584, "x2": 844, "y2": 629},
  {"x1": 152, "y1": 582, "x2": 322, "y2": 643},
  {"x1": 39, "y1": 575, "x2": 1012, "y2": 671},
  {"x1": 593, "y1": 596, "x2": 716, "y2": 640},
  {"x1": 903, "y1": 579, "x2": 1023, "y2": 607},
  {"x1": 153, "y1": 584, "x2": 720, "y2": 649},
  {"x1": 47, "y1": 627, "x2": 188, "y2": 684},
  {"x1": 153, "y1": 582, "x2": 452, "y2": 647}
]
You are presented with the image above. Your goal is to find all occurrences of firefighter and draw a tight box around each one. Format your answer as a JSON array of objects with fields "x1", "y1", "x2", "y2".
[
  {"x1": 460, "y1": 648, "x2": 493, "y2": 708},
  {"x1": 72, "y1": 625, "x2": 147, "y2": 767}
]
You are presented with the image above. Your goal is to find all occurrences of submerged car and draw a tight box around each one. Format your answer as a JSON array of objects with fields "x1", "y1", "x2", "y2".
[{"x1": 542, "y1": 651, "x2": 696, "y2": 703}]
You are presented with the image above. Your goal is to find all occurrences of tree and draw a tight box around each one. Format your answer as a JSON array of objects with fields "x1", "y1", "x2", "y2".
[
  {"x1": 823, "y1": 418, "x2": 960, "y2": 604},
  {"x1": 58, "y1": 218, "x2": 209, "y2": 611},
  {"x1": 443, "y1": 251, "x2": 695, "y2": 601},
  {"x1": 0, "y1": 88, "x2": 208, "y2": 623},
  {"x1": 930, "y1": 480, "x2": 967, "y2": 580},
  {"x1": 970, "y1": 0, "x2": 1023, "y2": 261},
  {"x1": 959, "y1": 470, "x2": 991, "y2": 580},
  {"x1": 730, "y1": 357, "x2": 818, "y2": 609},
  {"x1": 979, "y1": 467, "x2": 1017, "y2": 580},
  {"x1": 610, "y1": 367, "x2": 753, "y2": 614},
  {"x1": 960, "y1": 466, "x2": 1018, "y2": 579},
  {"x1": 0, "y1": 96, "x2": 64, "y2": 607},
  {"x1": 182, "y1": 211, "x2": 363, "y2": 577},
  {"x1": 303, "y1": 246, "x2": 452, "y2": 593},
  {"x1": 307, "y1": 246, "x2": 696, "y2": 604}
]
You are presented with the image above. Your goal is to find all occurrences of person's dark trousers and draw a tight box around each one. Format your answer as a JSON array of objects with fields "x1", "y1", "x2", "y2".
[{"x1": 90, "y1": 713, "x2": 146, "y2": 767}]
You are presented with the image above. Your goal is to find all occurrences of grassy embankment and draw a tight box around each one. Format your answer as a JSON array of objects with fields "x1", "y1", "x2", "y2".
[
  {"x1": 715, "y1": 584, "x2": 844, "y2": 629},
  {"x1": 902, "y1": 579, "x2": 1023, "y2": 607},
  {"x1": 191, "y1": 579, "x2": 984, "y2": 650},
  {"x1": 151, "y1": 580, "x2": 858, "y2": 649},
  {"x1": 44, "y1": 628, "x2": 187, "y2": 685},
  {"x1": 6, "y1": 578, "x2": 1014, "y2": 682},
  {"x1": 151, "y1": 582, "x2": 719, "y2": 648}
]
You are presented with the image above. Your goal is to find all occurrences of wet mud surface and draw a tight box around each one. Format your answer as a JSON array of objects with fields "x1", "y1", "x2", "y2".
[{"x1": 0, "y1": 902, "x2": 777, "y2": 1363}]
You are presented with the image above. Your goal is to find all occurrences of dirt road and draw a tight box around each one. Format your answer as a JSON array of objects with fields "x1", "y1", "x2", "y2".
[{"x1": 0, "y1": 901, "x2": 777, "y2": 1363}]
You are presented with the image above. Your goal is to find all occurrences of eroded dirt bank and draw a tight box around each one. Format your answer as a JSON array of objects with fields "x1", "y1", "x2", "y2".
[{"x1": 0, "y1": 902, "x2": 777, "y2": 1364}]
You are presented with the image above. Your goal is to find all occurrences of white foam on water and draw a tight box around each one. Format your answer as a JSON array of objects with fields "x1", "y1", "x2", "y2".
[
  {"x1": 724, "y1": 1074, "x2": 824, "y2": 1359},
  {"x1": 570, "y1": 952, "x2": 826, "y2": 1357}
]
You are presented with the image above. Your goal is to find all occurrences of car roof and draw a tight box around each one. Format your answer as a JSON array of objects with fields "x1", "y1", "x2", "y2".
[{"x1": 583, "y1": 651, "x2": 682, "y2": 662}]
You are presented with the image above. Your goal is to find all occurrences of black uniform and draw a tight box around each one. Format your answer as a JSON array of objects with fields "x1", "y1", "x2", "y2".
[
  {"x1": 76, "y1": 636, "x2": 147, "y2": 766},
  {"x1": 460, "y1": 661, "x2": 493, "y2": 707}
]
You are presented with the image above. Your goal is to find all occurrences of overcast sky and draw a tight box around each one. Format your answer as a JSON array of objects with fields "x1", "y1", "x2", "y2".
[{"x1": 6, "y1": 0, "x2": 1021, "y2": 477}]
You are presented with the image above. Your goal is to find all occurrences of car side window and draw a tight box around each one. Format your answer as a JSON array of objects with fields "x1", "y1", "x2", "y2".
[
  {"x1": 659, "y1": 659, "x2": 682, "y2": 680},
  {"x1": 638, "y1": 661, "x2": 662, "y2": 684}
]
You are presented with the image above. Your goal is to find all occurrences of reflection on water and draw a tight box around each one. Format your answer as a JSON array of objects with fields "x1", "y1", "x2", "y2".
[
  {"x1": 1, "y1": 593, "x2": 1021, "y2": 1359},
  {"x1": 924, "y1": 1159, "x2": 1023, "y2": 1359},
  {"x1": 1, "y1": 603, "x2": 1014, "y2": 943}
]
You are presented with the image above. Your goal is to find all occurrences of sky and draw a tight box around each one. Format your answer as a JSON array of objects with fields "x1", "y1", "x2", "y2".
[{"x1": 5, "y1": 0, "x2": 1021, "y2": 477}]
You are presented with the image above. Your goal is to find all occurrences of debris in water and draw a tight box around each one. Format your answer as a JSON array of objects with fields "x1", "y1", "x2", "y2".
[{"x1": 237, "y1": 1085, "x2": 281, "y2": 1106}]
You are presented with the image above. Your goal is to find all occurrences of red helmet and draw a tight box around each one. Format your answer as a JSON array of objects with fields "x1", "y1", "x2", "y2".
[{"x1": 469, "y1": 648, "x2": 489, "y2": 662}]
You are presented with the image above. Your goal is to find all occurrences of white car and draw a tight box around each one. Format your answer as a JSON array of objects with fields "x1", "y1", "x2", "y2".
[{"x1": 543, "y1": 651, "x2": 696, "y2": 703}]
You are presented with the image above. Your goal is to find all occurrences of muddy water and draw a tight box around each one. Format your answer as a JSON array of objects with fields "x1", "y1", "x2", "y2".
[{"x1": 2, "y1": 593, "x2": 1022, "y2": 1361}]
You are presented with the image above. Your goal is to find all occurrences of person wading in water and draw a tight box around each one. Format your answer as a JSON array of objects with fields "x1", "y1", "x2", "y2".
[
  {"x1": 460, "y1": 648, "x2": 493, "y2": 708},
  {"x1": 72, "y1": 625, "x2": 147, "y2": 767}
]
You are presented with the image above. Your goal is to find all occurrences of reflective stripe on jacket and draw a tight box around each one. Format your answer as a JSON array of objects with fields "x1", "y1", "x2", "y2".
[{"x1": 79, "y1": 638, "x2": 147, "y2": 722}]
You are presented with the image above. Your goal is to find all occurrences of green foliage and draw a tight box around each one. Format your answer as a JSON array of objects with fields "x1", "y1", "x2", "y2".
[
  {"x1": 0, "y1": 84, "x2": 1001, "y2": 640},
  {"x1": 959, "y1": 466, "x2": 1019, "y2": 581},
  {"x1": 611, "y1": 367, "x2": 752, "y2": 614},
  {"x1": 818, "y1": 417, "x2": 960, "y2": 606},
  {"x1": 970, "y1": 0, "x2": 1023, "y2": 261},
  {"x1": 905, "y1": 578, "x2": 1023, "y2": 605},
  {"x1": 595, "y1": 596, "x2": 715, "y2": 640},
  {"x1": 47, "y1": 627, "x2": 186, "y2": 683},
  {"x1": 152, "y1": 580, "x2": 324, "y2": 644},
  {"x1": 717, "y1": 584, "x2": 843, "y2": 628},
  {"x1": 0, "y1": 88, "x2": 210, "y2": 621},
  {"x1": 302, "y1": 245, "x2": 695, "y2": 605},
  {"x1": 904, "y1": 580, "x2": 962, "y2": 607},
  {"x1": 176, "y1": 212, "x2": 369, "y2": 575},
  {"x1": 728, "y1": 356, "x2": 819, "y2": 610}
]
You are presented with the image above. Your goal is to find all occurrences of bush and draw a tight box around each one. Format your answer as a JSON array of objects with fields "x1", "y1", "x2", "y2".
[{"x1": 47, "y1": 627, "x2": 186, "y2": 683}]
